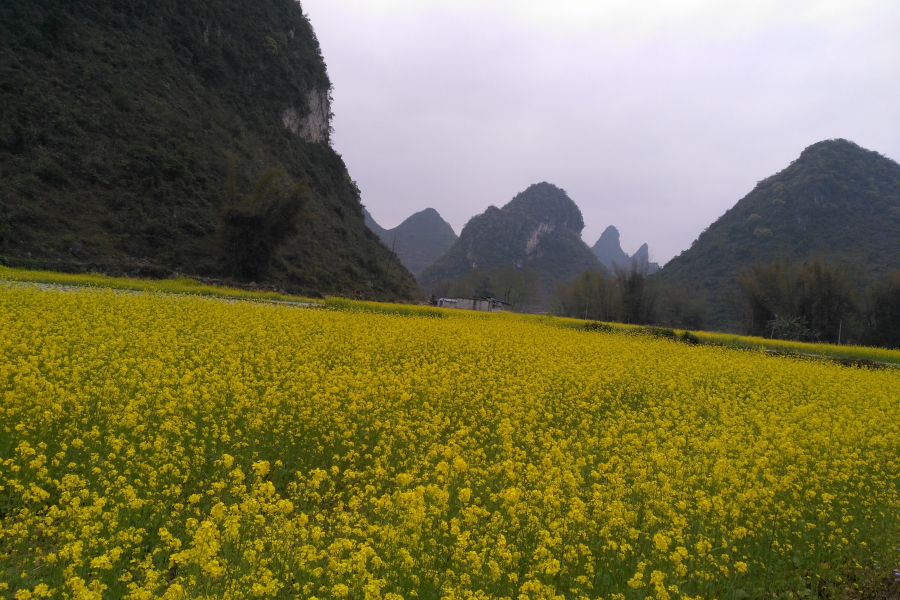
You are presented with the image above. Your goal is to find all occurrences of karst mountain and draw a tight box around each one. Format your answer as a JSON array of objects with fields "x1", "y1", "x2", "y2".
[
  {"x1": 658, "y1": 139, "x2": 900, "y2": 327},
  {"x1": 0, "y1": 0, "x2": 419, "y2": 299},
  {"x1": 418, "y1": 182, "x2": 606, "y2": 302},
  {"x1": 591, "y1": 226, "x2": 659, "y2": 274}
]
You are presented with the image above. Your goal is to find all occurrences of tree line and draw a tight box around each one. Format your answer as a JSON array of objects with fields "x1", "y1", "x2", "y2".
[
  {"x1": 553, "y1": 264, "x2": 707, "y2": 330},
  {"x1": 728, "y1": 256, "x2": 900, "y2": 348},
  {"x1": 554, "y1": 256, "x2": 900, "y2": 350}
]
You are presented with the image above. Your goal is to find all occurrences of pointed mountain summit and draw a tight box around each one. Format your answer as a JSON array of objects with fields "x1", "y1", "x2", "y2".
[
  {"x1": 363, "y1": 208, "x2": 458, "y2": 278},
  {"x1": 630, "y1": 244, "x2": 660, "y2": 274},
  {"x1": 591, "y1": 226, "x2": 659, "y2": 273},
  {"x1": 418, "y1": 182, "x2": 605, "y2": 301},
  {"x1": 591, "y1": 226, "x2": 630, "y2": 271},
  {"x1": 659, "y1": 139, "x2": 900, "y2": 328}
]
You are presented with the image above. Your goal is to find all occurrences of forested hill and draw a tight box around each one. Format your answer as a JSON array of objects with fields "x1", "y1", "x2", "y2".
[
  {"x1": 658, "y1": 139, "x2": 900, "y2": 328},
  {"x1": 0, "y1": 0, "x2": 420, "y2": 300},
  {"x1": 418, "y1": 182, "x2": 606, "y2": 301}
]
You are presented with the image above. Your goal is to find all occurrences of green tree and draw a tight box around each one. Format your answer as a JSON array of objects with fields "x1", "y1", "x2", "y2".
[
  {"x1": 219, "y1": 159, "x2": 310, "y2": 280},
  {"x1": 734, "y1": 256, "x2": 859, "y2": 342},
  {"x1": 444, "y1": 269, "x2": 494, "y2": 299},
  {"x1": 864, "y1": 270, "x2": 900, "y2": 349},
  {"x1": 489, "y1": 266, "x2": 540, "y2": 312},
  {"x1": 793, "y1": 257, "x2": 859, "y2": 343},
  {"x1": 657, "y1": 285, "x2": 707, "y2": 330},
  {"x1": 733, "y1": 258, "x2": 794, "y2": 336},
  {"x1": 616, "y1": 263, "x2": 659, "y2": 325},
  {"x1": 554, "y1": 270, "x2": 620, "y2": 321}
]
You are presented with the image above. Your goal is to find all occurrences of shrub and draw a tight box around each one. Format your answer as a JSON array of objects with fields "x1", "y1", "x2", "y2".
[
  {"x1": 583, "y1": 321, "x2": 613, "y2": 333},
  {"x1": 679, "y1": 331, "x2": 700, "y2": 344}
]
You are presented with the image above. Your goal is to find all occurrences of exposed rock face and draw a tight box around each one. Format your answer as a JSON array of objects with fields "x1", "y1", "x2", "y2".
[
  {"x1": 282, "y1": 88, "x2": 331, "y2": 143},
  {"x1": 525, "y1": 222, "x2": 554, "y2": 255},
  {"x1": 363, "y1": 208, "x2": 458, "y2": 278},
  {"x1": 418, "y1": 182, "x2": 606, "y2": 302},
  {"x1": 591, "y1": 226, "x2": 659, "y2": 274}
]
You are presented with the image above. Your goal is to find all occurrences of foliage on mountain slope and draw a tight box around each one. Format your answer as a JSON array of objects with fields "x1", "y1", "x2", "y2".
[
  {"x1": 658, "y1": 139, "x2": 900, "y2": 329},
  {"x1": 363, "y1": 207, "x2": 457, "y2": 278},
  {"x1": 418, "y1": 182, "x2": 607, "y2": 304},
  {"x1": 0, "y1": 0, "x2": 419, "y2": 300}
]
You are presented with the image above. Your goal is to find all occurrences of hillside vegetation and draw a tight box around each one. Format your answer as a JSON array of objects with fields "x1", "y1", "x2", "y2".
[
  {"x1": 0, "y1": 0, "x2": 419, "y2": 299},
  {"x1": 658, "y1": 139, "x2": 900, "y2": 328}
]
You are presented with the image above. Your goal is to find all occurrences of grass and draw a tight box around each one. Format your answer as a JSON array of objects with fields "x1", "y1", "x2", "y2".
[
  {"x1": 691, "y1": 331, "x2": 900, "y2": 366},
  {"x1": 553, "y1": 317, "x2": 900, "y2": 366},
  {"x1": 0, "y1": 266, "x2": 445, "y2": 318},
  {"x1": 0, "y1": 266, "x2": 312, "y2": 303}
]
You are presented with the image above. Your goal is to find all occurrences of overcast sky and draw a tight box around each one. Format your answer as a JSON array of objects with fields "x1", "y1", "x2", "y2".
[{"x1": 301, "y1": 0, "x2": 900, "y2": 264}]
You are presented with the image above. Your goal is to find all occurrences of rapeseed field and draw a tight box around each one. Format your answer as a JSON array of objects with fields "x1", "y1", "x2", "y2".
[{"x1": 1, "y1": 283, "x2": 899, "y2": 599}]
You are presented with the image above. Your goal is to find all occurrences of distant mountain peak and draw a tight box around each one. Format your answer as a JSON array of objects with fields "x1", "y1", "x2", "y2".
[
  {"x1": 364, "y1": 208, "x2": 457, "y2": 278},
  {"x1": 504, "y1": 182, "x2": 585, "y2": 234},
  {"x1": 601, "y1": 225, "x2": 621, "y2": 241},
  {"x1": 416, "y1": 207, "x2": 443, "y2": 218},
  {"x1": 591, "y1": 226, "x2": 658, "y2": 273}
]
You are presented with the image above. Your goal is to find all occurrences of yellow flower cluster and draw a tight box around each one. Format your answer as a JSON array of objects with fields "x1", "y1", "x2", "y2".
[{"x1": 1, "y1": 283, "x2": 899, "y2": 599}]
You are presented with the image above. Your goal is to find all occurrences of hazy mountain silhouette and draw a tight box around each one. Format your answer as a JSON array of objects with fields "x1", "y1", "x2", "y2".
[
  {"x1": 363, "y1": 208, "x2": 458, "y2": 278},
  {"x1": 658, "y1": 139, "x2": 900, "y2": 328},
  {"x1": 418, "y1": 182, "x2": 607, "y2": 302},
  {"x1": 591, "y1": 226, "x2": 659, "y2": 274}
]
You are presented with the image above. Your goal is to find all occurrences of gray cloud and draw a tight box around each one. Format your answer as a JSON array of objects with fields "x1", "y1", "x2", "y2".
[{"x1": 302, "y1": 0, "x2": 900, "y2": 263}]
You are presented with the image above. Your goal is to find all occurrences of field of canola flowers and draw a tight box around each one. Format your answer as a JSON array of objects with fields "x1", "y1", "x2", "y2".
[{"x1": 1, "y1": 282, "x2": 900, "y2": 600}]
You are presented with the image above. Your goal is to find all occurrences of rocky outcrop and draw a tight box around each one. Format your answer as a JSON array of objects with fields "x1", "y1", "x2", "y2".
[{"x1": 282, "y1": 88, "x2": 331, "y2": 143}]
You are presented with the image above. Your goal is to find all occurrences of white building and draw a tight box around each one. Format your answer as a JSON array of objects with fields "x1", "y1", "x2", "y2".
[{"x1": 438, "y1": 297, "x2": 510, "y2": 313}]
